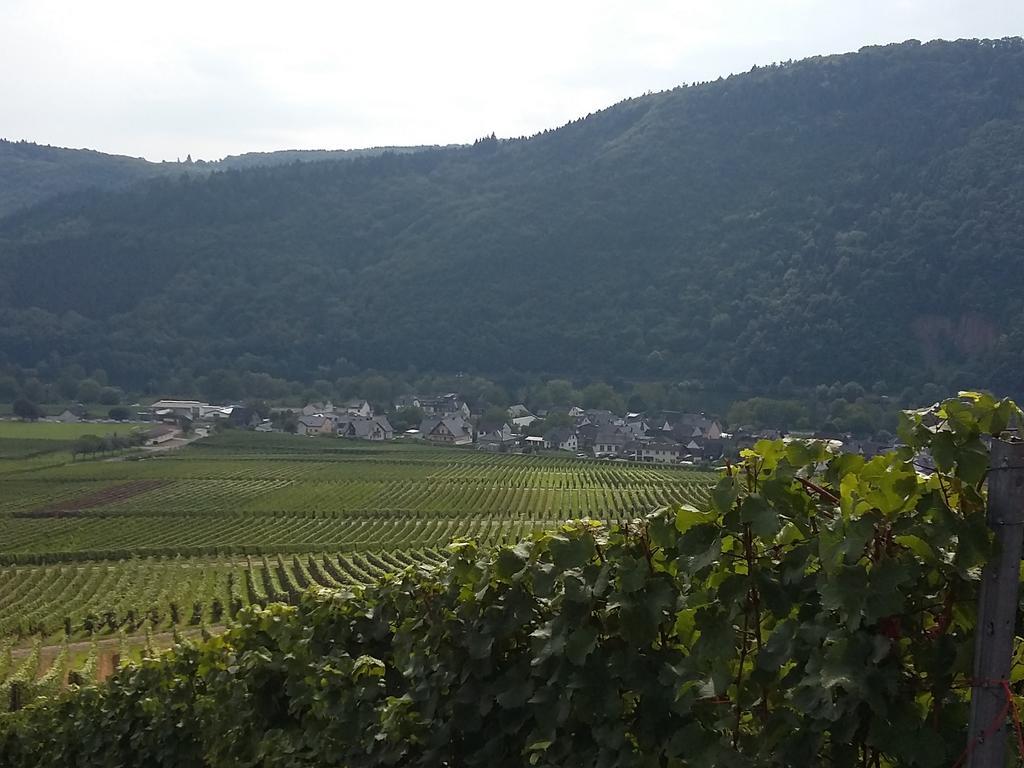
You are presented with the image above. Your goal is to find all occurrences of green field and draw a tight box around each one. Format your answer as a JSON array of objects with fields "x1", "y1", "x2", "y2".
[
  {"x1": 0, "y1": 420, "x2": 146, "y2": 468},
  {"x1": 0, "y1": 420, "x2": 138, "y2": 440},
  {"x1": 0, "y1": 430, "x2": 715, "y2": 692}
]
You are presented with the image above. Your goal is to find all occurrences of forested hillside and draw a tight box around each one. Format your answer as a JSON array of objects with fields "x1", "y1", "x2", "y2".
[
  {"x1": 0, "y1": 141, "x2": 435, "y2": 218},
  {"x1": 0, "y1": 141, "x2": 170, "y2": 219},
  {"x1": 2, "y1": 38, "x2": 1024, "y2": 397}
]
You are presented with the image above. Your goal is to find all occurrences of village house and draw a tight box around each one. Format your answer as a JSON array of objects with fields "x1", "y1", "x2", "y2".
[
  {"x1": 839, "y1": 436, "x2": 896, "y2": 459},
  {"x1": 594, "y1": 427, "x2": 628, "y2": 456},
  {"x1": 144, "y1": 425, "x2": 177, "y2": 445},
  {"x1": 415, "y1": 394, "x2": 471, "y2": 420},
  {"x1": 539, "y1": 405, "x2": 586, "y2": 419},
  {"x1": 578, "y1": 409, "x2": 622, "y2": 429},
  {"x1": 623, "y1": 438, "x2": 645, "y2": 459},
  {"x1": 419, "y1": 415, "x2": 473, "y2": 446},
  {"x1": 149, "y1": 399, "x2": 208, "y2": 420},
  {"x1": 226, "y1": 407, "x2": 261, "y2": 429},
  {"x1": 510, "y1": 413, "x2": 538, "y2": 430},
  {"x1": 199, "y1": 405, "x2": 234, "y2": 421},
  {"x1": 521, "y1": 435, "x2": 545, "y2": 453},
  {"x1": 575, "y1": 422, "x2": 599, "y2": 452},
  {"x1": 657, "y1": 412, "x2": 724, "y2": 441},
  {"x1": 301, "y1": 401, "x2": 335, "y2": 417},
  {"x1": 623, "y1": 413, "x2": 649, "y2": 439},
  {"x1": 327, "y1": 412, "x2": 354, "y2": 431},
  {"x1": 641, "y1": 440, "x2": 683, "y2": 464},
  {"x1": 684, "y1": 438, "x2": 705, "y2": 459},
  {"x1": 476, "y1": 420, "x2": 515, "y2": 451},
  {"x1": 390, "y1": 399, "x2": 733, "y2": 460},
  {"x1": 507, "y1": 404, "x2": 532, "y2": 419},
  {"x1": 339, "y1": 415, "x2": 394, "y2": 441},
  {"x1": 702, "y1": 438, "x2": 727, "y2": 461},
  {"x1": 52, "y1": 405, "x2": 87, "y2": 423},
  {"x1": 343, "y1": 399, "x2": 373, "y2": 418},
  {"x1": 296, "y1": 414, "x2": 335, "y2": 436},
  {"x1": 543, "y1": 427, "x2": 578, "y2": 452}
]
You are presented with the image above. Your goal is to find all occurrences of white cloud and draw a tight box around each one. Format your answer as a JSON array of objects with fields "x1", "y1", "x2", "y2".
[{"x1": 0, "y1": 0, "x2": 1019, "y2": 160}]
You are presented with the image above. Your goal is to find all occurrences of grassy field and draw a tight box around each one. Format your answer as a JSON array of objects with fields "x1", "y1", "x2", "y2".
[
  {"x1": 0, "y1": 429, "x2": 716, "y2": 694},
  {"x1": 0, "y1": 420, "x2": 148, "y2": 467},
  {"x1": 0, "y1": 420, "x2": 139, "y2": 440}
]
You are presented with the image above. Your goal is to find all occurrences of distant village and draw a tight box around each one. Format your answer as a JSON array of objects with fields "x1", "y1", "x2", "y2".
[{"x1": 73, "y1": 391, "x2": 899, "y2": 464}]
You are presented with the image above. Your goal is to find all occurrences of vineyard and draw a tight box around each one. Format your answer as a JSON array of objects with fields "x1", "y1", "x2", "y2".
[
  {"x1": 0, "y1": 548, "x2": 458, "y2": 709},
  {"x1": 0, "y1": 429, "x2": 714, "y2": 682},
  {"x1": 1, "y1": 392, "x2": 1017, "y2": 766}
]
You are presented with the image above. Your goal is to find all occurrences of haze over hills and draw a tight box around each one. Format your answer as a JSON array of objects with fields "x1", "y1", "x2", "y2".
[
  {"x1": 2, "y1": 37, "x2": 1024, "y2": 399},
  {"x1": 0, "y1": 140, "x2": 442, "y2": 218}
]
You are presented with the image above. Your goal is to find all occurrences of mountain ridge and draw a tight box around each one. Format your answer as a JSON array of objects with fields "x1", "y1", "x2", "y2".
[
  {"x1": 2, "y1": 37, "x2": 1023, "y2": 399},
  {"x1": 0, "y1": 139, "x2": 446, "y2": 219}
]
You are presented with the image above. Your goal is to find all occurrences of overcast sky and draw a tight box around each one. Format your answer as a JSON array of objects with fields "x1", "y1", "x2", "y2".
[{"x1": 1, "y1": 0, "x2": 1020, "y2": 161}]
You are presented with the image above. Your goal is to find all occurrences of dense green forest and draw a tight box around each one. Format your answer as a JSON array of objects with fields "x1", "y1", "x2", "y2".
[
  {"x1": 2, "y1": 38, "x2": 1024, "y2": 401},
  {"x1": 0, "y1": 141, "x2": 167, "y2": 219},
  {"x1": 0, "y1": 140, "x2": 433, "y2": 218}
]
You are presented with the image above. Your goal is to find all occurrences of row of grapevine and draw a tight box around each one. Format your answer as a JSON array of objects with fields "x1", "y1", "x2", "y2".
[
  {"x1": 0, "y1": 544, "x2": 469, "y2": 642},
  {"x1": 0, "y1": 559, "x2": 245, "y2": 639},
  {"x1": 0, "y1": 432, "x2": 716, "y2": 650},
  {"x1": 0, "y1": 636, "x2": 151, "y2": 712},
  {"x1": 0, "y1": 507, "x2": 686, "y2": 562},
  {"x1": 3, "y1": 470, "x2": 711, "y2": 520}
]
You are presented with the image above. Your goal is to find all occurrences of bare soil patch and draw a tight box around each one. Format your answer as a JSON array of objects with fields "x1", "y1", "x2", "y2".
[{"x1": 17, "y1": 479, "x2": 170, "y2": 518}]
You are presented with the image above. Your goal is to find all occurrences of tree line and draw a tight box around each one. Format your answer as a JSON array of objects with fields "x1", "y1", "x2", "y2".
[{"x1": 1, "y1": 39, "x2": 1022, "y2": 405}]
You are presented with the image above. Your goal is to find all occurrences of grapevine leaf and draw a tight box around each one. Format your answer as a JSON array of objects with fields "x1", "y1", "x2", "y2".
[
  {"x1": 675, "y1": 524, "x2": 721, "y2": 573},
  {"x1": 864, "y1": 559, "x2": 912, "y2": 623},
  {"x1": 565, "y1": 626, "x2": 598, "y2": 665},
  {"x1": 819, "y1": 565, "x2": 868, "y2": 629},
  {"x1": 495, "y1": 548, "x2": 526, "y2": 579},
  {"x1": 548, "y1": 534, "x2": 595, "y2": 571},
  {"x1": 739, "y1": 494, "x2": 781, "y2": 538},
  {"x1": 675, "y1": 505, "x2": 711, "y2": 535},
  {"x1": 956, "y1": 441, "x2": 989, "y2": 487},
  {"x1": 711, "y1": 477, "x2": 738, "y2": 515},
  {"x1": 496, "y1": 679, "x2": 532, "y2": 709}
]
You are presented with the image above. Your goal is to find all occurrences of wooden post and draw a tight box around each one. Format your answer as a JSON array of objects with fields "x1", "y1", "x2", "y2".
[{"x1": 967, "y1": 438, "x2": 1024, "y2": 767}]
